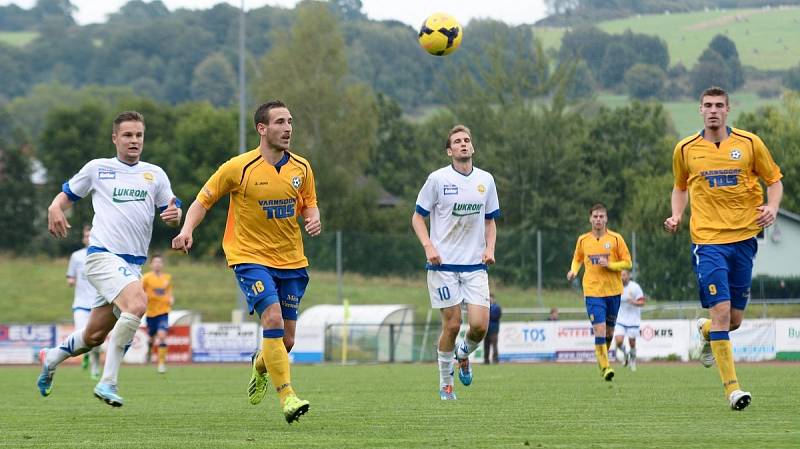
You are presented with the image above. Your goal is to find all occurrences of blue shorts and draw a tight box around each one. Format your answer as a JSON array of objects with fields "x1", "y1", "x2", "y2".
[
  {"x1": 233, "y1": 264, "x2": 309, "y2": 320},
  {"x1": 146, "y1": 313, "x2": 169, "y2": 337},
  {"x1": 691, "y1": 238, "x2": 757, "y2": 310},
  {"x1": 585, "y1": 295, "x2": 621, "y2": 327}
]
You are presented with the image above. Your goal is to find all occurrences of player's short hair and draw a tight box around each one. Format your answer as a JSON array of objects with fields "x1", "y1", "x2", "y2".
[
  {"x1": 700, "y1": 86, "x2": 729, "y2": 106},
  {"x1": 589, "y1": 203, "x2": 607, "y2": 215},
  {"x1": 445, "y1": 124, "x2": 472, "y2": 150},
  {"x1": 112, "y1": 111, "x2": 145, "y2": 133},
  {"x1": 253, "y1": 100, "x2": 288, "y2": 129},
  {"x1": 151, "y1": 253, "x2": 163, "y2": 260}
]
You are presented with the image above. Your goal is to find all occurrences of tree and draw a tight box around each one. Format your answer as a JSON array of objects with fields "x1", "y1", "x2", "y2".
[
  {"x1": 708, "y1": 34, "x2": 744, "y2": 90},
  {"x1": 624, "y1": 63, "x2": 666, "y2": 100},
  {"x1": 558, "y1": 26, "x2": 611, "y2": 76},
  {"x1": 190, "y1": 53, "x2": 237, "y2": 107},
  {"x1": 689, "y1": 49, "x2": 730, "y2": 97},
  {"x1": 784, "y1": 63, "x2": 800, "y2": 91},
  {"x1": 0, "y1": 144, "x2": 36, "y2": 252},
  {"x1": 599, "y1": 41, "x2": 636, "y2": 87},
  {"x1": 253, "y1": 0, "x2": 379, "y2": 232}
]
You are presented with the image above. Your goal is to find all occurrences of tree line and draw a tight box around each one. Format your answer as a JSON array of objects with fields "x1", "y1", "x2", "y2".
[{"x1": 0, "y1": 1, "x2": 798, "y2": 300}]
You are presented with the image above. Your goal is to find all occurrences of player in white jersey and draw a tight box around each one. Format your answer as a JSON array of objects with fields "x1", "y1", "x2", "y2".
[
  {"x1": 613, "y1": 270, "x2": 645, "y2": 371},
  {"x1": 38, "y1": 111, "x2": 182, "y2": 407},
  {"x1": 412, "y1": 124, "x2": 500, "y2": 401},
  {"x1": 66, "y1": 225, "x2": 102, "y2": 379}
]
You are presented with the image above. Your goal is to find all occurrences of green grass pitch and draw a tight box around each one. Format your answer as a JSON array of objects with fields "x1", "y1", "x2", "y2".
[{"x1": 4, "y1": 362, "x2": 798, "y2": 448}]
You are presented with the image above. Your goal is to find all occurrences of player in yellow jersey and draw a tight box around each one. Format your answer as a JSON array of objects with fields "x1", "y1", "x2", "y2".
[
  {"x1": 172, "y1": 100, "x2": 320, "y2": 424},
  {"x1": 664, "y1": 86, "x2": 783, "y2": 411},
  {"x1": 141, "y1": 254, "x2": 173, "y2": 374},
  {"x1": 567, "y1": 203, "x2": 632, "y2": 381}
]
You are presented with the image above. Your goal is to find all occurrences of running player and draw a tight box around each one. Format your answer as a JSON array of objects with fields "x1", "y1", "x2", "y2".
[
  {"x1": 412, "y1": 124, "x2": 500, "y2": 400},
  {"x1": 39, "y1": 111, "x2": 182, "y2": 407}
]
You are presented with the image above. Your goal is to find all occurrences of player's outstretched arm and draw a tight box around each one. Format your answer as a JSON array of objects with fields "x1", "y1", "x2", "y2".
[
  {"x1": 302, "y1": 207, "x2": 322, "y2": 237},
  {"x1": 48, "y1": 192, "x2": 74, "y2": 239},
  {"x1": 160, "y1": 198, "x2": 183, "y2": 228},
  {"x1": 664, "y1": 187, "x2": 688, "y2": 233},
  {"x1": 171, "y1": 200, "x2": 208, "y2": 253},
  {"x1": 411, "y1": 212, "x2": 441, "y2": 265}
]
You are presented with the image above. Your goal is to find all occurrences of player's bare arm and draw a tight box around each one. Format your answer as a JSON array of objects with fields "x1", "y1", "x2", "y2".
[
  {"x1": 756, "y1": 180, "x2": 783, "y2": 228},
  {"x1": 411, "y1": 212, "x2": 441, "y2": 265},
  {"x1": 302, "y1": 207, "x2": 322, "y2": 237},
  {"x1": 664, "y1": 187, "x2": 688, "y2": 233},
  {"x1": 48, "y1": 192, "x2": 74, "y2": 239},
  {"x1": 482, "y1": 218, "x2": 496, "y2": 265},
  {"x1": 160, "y1": 197, "x2": 183, "y2": 228},
  {"x1": 171, "y1": 200, "x2": 209, "y2": 253}
]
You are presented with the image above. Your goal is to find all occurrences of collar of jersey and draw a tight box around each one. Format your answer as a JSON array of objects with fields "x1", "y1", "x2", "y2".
[
  {"x1": 273, "y1": 152, "x2": 289, "y2": 169},
  {"x1": 449, "y1": 164, "x2": 473, "y2": 177},
  {"x1": 115, "y1": 157, "x2": 139, "y2": 167},
  {"x1": 699, "y1": 126, "x2": 732, "y2": 140}
]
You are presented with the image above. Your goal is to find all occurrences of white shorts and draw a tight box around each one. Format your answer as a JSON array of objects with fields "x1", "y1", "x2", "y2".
[
  {"x1": 85, "y1": 252, "x2": 142, "y2": 308},
  {"x1": 614, "y1": 323, "x2": 640, "y2": 339},
  {"x1": 73, "y1": 308, "x2": 91, "y2": 329},
  {"x1": 427, "y1": 270, "x2": 490, "y2": 309}
]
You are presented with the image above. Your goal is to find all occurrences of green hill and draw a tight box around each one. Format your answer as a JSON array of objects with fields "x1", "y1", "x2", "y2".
[
  {"x1": 534, "y1": 6, "x2": 800, "y2": 70},
  {"x1": 0, "y1": 31, "x2": 37, "y2": 46}
]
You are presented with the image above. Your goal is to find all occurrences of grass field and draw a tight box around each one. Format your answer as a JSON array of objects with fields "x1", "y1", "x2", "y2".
[
  {"x1": 0, "y1": 31, "x2": 37, "y2": 46},
  {"x1": 533, "y1": 6, "x2": 800, "y2": 70},
  {"x1": 3, "y1": 362, "x2": 799, "y2": 448},
  {"x1": 596, "y1": 92, "x2": 781, "y2": 137}
]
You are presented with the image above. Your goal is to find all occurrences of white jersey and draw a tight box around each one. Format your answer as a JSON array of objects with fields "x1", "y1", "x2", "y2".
[
  {"x1": 617, "y1": 280, "x2": 645, "y2": 326},
  {"x1": 66, "y1": 247, "x2": 98, "y2": 310},
  {"x1": 415, "y1": 165, "x2": 500, "y2": 268},
  {"x1": 64, "y1": 157, "x2": 177, "y2": 264}
]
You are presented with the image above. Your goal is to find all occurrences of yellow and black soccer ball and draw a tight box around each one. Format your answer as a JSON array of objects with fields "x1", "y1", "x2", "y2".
[{"x1": 417, "y1": 13, "x2": 463, "y2": 56}]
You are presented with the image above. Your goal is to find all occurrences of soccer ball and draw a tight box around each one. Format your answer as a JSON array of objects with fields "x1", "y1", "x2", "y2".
[{"x1": 418, "y1": 13, "x2": 463, "y2": 56}]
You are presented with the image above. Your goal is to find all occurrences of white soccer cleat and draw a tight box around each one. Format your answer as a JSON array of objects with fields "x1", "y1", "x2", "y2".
[
  {"x1": 729, "y1": 390, "x2": 752, "y2": 411},
  {"x1": 696, "y1": 318, "x2": 714, "y2": 368},
  {"x1": 629, "y1": 360, "x2": 637, "y2": 372},
  {"x1": 157, "y1": 363, "x2": 166, "y2": 374}
]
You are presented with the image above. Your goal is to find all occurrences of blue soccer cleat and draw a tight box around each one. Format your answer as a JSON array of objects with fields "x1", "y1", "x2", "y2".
[
  {"x1": 94, "y1": 383, "x2": 124, "y2": 407},
  {"x1": 37, "y1": 349, "x2": 54, "y2": 397},
  {"x1": 439, "y1": 385, "x2": 457, "y2": 401},
  {"x1": 455, "y1": 343, "x2": 473, "y2": 386}
]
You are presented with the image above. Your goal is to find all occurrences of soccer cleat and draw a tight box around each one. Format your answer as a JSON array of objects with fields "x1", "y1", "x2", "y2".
[
  {"x1": 82, "y1": 354, "x2": 89, "y2": 370},
  {"x1": 629, "y1": 360, "x2": 637, "y2": 372},
  {"x1": 157, "y1": 363, "x2": 166, "y2": 374},
  {"x1": 282, "y1": 395, "x2": 310, "y2": 423},
  {"x1": 439, "y1": 385, "x2": 457, "y2": 401},
  {"x1": 455, "y1": 344, "x2": 473, "y2": 386},
  {"x1": 248, "y1": 350, "x2": 270, "y2": 405},
  {"x1": 696, "y1": 318, "x2": 715, "y2": 368},
  {"x1": 90, "y1": 372, "x2": 101, "y2": 381},
  {"x1": 37, "y1": 349, "x2": 55, "y2": 397},
  {"x1": 94, "y1": 383, "x2": 124, "y2": 407},
  {"x1": 729, "y1": 390, "x2": 752, "y2": 411},
  {"x1": 602, "y1": 367, "x2": 615, "y2": 381}
]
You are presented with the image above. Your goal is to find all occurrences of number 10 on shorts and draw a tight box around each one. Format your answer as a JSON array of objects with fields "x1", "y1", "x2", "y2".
[{"x1": 437, "y1": 286, "x2": 451, "y2": 300}]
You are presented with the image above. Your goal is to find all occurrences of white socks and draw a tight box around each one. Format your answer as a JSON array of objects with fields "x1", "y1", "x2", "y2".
[
  {"x1": 437, "y1": 350, "x2": 454, "y2": 388},
  {"x1": 456, "y1": 336, "x2": 481, "y2": 360},
  {"x1": 100, "y1": 312, "x2": 140, "y2": 385},
  {"x1": 47, "y1": 328, "x2": 90, "y2": 369}
]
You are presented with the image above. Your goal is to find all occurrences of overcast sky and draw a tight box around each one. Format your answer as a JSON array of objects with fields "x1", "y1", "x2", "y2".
[{"x1": 0, "y1": 0, "x2": 548, "y2": 27}]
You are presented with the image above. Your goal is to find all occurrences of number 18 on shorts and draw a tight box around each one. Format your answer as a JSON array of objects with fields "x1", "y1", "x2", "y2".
[{"x1": 427, "y1": 270, "x2": 490, "y2": 309}]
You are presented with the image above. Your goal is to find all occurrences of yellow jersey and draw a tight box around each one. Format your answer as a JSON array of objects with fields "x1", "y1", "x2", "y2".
[
  {"x1": 673, "y1": 127, "x2": 782, "y2": 244},
  {"x1": 142, "y1": 272, "x2": 172, "y2": 317},
  {"x1": 197, "y1": 149, "x2": 318, "y2": 268},
  {"x1": 571, "y1": 230, "x2": 631, "y2": 297}
]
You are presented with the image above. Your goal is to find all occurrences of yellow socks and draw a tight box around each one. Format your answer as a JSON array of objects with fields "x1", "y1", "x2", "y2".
[
  {"x1": 157, "y1": 345, "x2": 167, "y2": 365},
  {"x1": 710, "y1": 331, "x2": 739, "y2": 396},
  {"x1": 594, "y1": 337, "x2": 609, "y2": 370},
  {"x1": 261, "y1": 330, "x2": 295, "y2": 405}
]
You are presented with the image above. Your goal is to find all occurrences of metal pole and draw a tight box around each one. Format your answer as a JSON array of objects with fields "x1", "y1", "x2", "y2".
[
  {"x1": 632, "y1": 231, "x2": 637, "y2": 279},
  {"x1": 389, "y1": 324, "x2": 396, "y2": 363},
  {"x1": 238, "y1": 0, "x2": 246, "y2": 154},
  {"x1": 237, "y1": 0, "x2": 248, "y2": 315},
  {"x1": 537, "y1": 230, "x2": 542, "y2": 307},
  {"x1": 336, "y1": 230, "x2": 343, "y2": 304}
]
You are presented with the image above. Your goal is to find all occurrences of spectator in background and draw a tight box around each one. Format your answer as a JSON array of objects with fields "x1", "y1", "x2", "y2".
[
  {"x1": 548, "y1": 307, "x2": 560, "y2": 321},
  {"x1": 484, "y1": 294, "x2": 502, "y2": 364}
]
